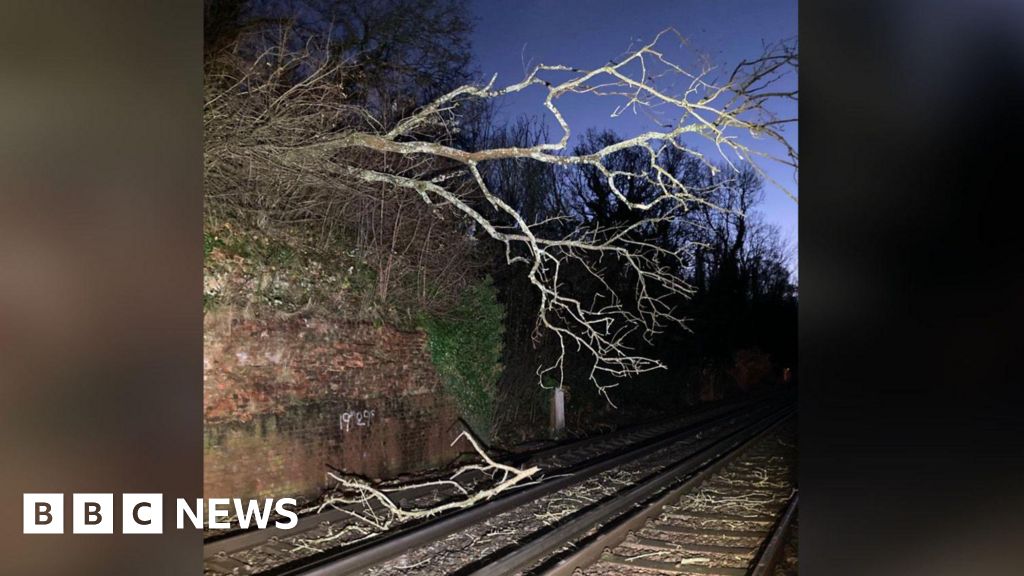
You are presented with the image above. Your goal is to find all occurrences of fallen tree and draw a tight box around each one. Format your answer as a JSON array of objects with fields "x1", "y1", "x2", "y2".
[
  {"x1": 205, "y1": 27, "x2": 797, "y2": 402},
  {"x1": 292, "y1": 429, "x2": 540, "y2": 549}
]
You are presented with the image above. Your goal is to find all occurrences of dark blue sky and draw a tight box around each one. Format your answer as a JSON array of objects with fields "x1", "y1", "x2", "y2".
[{"x1": 469, "y1": 0, "x2": 798, "y2": 265}]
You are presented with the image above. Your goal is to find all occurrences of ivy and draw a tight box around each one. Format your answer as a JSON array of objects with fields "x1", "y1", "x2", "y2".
[{"x1": 423, "y1": 277, "x2": 505, "y2": 442}]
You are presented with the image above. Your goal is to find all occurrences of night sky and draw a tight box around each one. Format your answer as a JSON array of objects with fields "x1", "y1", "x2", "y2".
[{"x1": 469, "y1": 0, "x2": 798, "y2": 272}]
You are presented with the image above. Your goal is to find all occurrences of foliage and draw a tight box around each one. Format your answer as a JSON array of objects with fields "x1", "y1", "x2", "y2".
[
  {"x1": 203, "y1": 3, "x2": 798, "y2": 431},
  {"x1": 202, "y1": 218, "x2": 379, "y2": 320},
  {"x1": 204, "y1": 0, "x2": 479, "y2": 322},
  {"x1": 423, "y1": 277, "x2": 505, "y2": 442}
]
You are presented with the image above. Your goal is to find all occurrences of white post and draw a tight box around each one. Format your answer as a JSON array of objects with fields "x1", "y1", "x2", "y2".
[{"x1": 552, "y1": 386, "x2": 565, "y2": 435}]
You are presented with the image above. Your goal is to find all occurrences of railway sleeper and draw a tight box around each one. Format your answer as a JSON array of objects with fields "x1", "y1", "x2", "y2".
[
  {"x1": 597, "y1": 553, "x2": 749, "y2": 575},
  {"x1": 626, "y1": 534, "x2": 758, "y2": 556},
  {"x1": 645, "y1": 524, "x2": 768, "y2": 538},
  {"x1": 660, "y1": 509, "x2": 777, "y2": 523}
]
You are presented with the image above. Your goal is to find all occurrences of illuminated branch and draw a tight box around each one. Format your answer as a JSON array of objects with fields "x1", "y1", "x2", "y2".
[
  {"x1": 205, "y1": 28, "x2": 798, "y2": 401},
  {"x1": 296, "y1": 429, "x2": 540, "y2": 546}
]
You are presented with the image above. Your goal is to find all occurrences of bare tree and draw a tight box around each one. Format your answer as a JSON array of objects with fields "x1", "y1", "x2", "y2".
[{"x1": 205, "y1": 28, "x2": 798, "y2": 401}]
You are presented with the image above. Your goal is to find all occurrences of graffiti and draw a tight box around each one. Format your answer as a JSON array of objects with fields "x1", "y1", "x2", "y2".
[{"x1": 339, "y1": 409, "x2": 376, "y2": 432}]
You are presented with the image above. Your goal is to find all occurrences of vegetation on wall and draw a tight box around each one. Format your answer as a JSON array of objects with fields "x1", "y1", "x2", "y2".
[
  {"x1": 202, "y1": 0, "x2": 797, "y2": 444},
  {"x1": 202, "y1": 218, "x2": 380, "y2": 321},
  {"x1": 422, "y1": 277, "x2": 505, "y2": 443}
]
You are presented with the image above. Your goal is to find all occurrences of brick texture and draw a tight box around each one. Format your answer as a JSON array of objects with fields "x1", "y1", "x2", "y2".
[{"x1": 203, "y1": 309, "x2": 461, "y2": 501}]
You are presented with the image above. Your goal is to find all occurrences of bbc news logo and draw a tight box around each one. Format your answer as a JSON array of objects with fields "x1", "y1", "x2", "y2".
[{"x1": 23, "y1": 494, "x2": 298, "y2": 534}]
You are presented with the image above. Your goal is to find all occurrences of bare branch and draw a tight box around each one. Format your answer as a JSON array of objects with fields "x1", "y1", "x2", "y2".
[
  {"x1": 205, "y1": 28, "x2": 798, "y2": 399},
  {"x1": 297, "y1": 428, "x2": 539, "y2": 547}
]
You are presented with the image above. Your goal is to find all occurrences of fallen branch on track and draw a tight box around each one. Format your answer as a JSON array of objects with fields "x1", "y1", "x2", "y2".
[{"x1": 294, "y1": 429, "x2": 540, "y2": 550}]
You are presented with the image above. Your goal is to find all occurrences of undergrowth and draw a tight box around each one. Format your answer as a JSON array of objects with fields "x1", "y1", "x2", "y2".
[
  {"x1": 203, "y1": 217, "x2": 377, "y2": 321},
  {"x1": 422, "y1": 277, "x2": 505, "y2": 443}
]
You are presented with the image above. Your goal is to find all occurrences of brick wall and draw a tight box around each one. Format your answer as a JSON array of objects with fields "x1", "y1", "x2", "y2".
[{"x1": 203, "y1": 309, "x2": 461, "y2": 502}]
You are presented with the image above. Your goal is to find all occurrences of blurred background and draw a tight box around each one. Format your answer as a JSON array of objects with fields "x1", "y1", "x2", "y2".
[
  {"x1": 801, "y1": 0, "x2": 1024, "y2": 574},
  {"x1": 0, "y1": 1, "x2": 202, "y2": 574}
]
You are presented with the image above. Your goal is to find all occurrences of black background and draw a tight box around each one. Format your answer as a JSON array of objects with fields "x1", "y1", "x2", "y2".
[{"x1": 801, "y1": 1, "x2": 1024, "y2": 573}]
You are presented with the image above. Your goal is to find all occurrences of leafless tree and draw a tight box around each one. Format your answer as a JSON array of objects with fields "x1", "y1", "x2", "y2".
[{"x1": 205, "y1": 28, "x2": 798, "y2": 400}]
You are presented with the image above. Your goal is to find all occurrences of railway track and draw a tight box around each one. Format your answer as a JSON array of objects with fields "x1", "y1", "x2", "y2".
[
  {"x1": 535, "y1": 417, "x2": 798, "y2": 576},
  {"x1": 204, "y1": 395, "x2": 794, "y2": 576}
]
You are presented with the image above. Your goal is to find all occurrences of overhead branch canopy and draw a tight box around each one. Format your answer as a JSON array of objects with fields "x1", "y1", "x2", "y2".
[{"x1": 205, "y1": 27, "x2": 798, "y2": 401}]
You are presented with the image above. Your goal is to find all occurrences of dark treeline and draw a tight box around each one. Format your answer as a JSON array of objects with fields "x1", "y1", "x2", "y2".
[
  {"x1": 203, "y1": 0, "x2": 797, "y2": 441},
  {"x1": 472, "y1": 121, "x2": 797, "y2": 432}
]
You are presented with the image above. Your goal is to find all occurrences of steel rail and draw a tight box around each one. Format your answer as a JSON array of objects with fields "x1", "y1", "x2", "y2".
[
  {"x1": 204, "y1": 397, "x2": 759, "y2": 561},
  {"x1": 531, "y1": 410, "x2": 794, "y2": 576},
  {"x1": 748, "y1": 491, "x2": 799, "y2": 576},
  {"x1": 511, "y1": 395, "x2": 764, "y2": 466},
  {"x1": 462, "y1": 406, "x2": 794, "y2": 576},
  {"x1": 261, "y1": 399, "x2": 787, "y2": 575}
]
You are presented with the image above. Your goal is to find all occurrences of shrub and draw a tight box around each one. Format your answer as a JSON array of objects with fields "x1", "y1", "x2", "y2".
[{"x1": 423, "y1": 277, "x2": 505, "y2": 443}]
